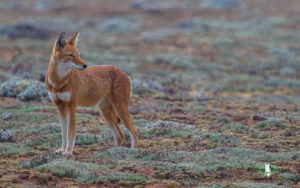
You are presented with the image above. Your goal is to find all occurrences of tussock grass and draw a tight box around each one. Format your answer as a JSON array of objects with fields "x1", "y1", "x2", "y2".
[
  {"x1": 36, "y1": 158, "x2": 147, "y2": 184},
  {"x1": 24, "y1": 132, "x2": 103, "y2": 147},
  {"x1": 0, "y1": 143, "x2": 31, "y2": 156},
  {"x1": 218, "y1": 123, "x2": 254, "y2": 134},
  {"x1": 279, "y1": 173, "x2": 298, "y2": 182},
  {"x1": 193, "y1": 133, "x2": 240, "y2": 145},
  {"x1": 255, "y1": 119, "x2": 287, "y2": 129},
  {"x1": 234, "y1": 182, "x2": 287, "y2": 188}
]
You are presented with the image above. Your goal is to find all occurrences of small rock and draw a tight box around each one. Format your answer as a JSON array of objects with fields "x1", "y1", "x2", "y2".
[
  {"x1": 19, "y1": 171, "x2": 30, "y2": 179},
  {"x1": 283, "y1": 131, "x2": 295, "y2": 137},
  {"x1": 2, "y1": 112, "x2": 12, "y2": 120},
  {"x1": 252, "y1": 115, "x2": 267, "y2": 121},
  {"x1": 201, "y1": 0, "x2": 242, "y2": 10},
  {"x1": 39, "y1": 72, "x2": 46, "y2": 82},
  {"x1": 72, "y1": 149, "x2": 79, "y2": 155},
  {"x1": 19, "y1": 173, "x2": 29, "y2": 179},
  {"x1": 34, "y1": 172, "x2": 53, "y2": 184},
  {"x1": 0, "y1": 129, "x2": 14, "y2": 141}
]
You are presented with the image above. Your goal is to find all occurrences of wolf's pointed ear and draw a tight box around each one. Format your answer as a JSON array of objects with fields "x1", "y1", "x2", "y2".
[
  {"x1": 56, "y1": 32, "x2": 66, "y2": 49},
  {"x1": 68, "y1": 32, "x2": 79, "y2": 46}
]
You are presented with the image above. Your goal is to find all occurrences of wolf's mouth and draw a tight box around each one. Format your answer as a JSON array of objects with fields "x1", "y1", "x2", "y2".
[{"x1": 70, "y1": 63, "x2": 87, "y2": 70}]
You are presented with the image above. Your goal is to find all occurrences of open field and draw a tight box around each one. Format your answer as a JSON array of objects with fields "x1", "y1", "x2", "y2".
[{"x1": 0, "y1": 0, "x2": 299, "y2": 187}]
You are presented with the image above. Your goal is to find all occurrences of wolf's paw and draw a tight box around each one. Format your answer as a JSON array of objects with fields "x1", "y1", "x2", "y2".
[
  {"x1": 55, "y1": 148, "x2": 64, "y2": 154},
  {"x1": 62, "y1": 151, "x2": 72, "y2": 156}
]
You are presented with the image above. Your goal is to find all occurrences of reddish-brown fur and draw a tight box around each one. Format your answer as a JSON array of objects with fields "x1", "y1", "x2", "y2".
[{"x1": 45, "y1": 32, "x2": 138, "y2": 155}]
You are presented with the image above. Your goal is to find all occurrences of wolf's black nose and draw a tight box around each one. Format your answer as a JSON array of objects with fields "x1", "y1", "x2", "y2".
[{"x1": 83, "y1": 64, "x2": 87, "y2": 69}]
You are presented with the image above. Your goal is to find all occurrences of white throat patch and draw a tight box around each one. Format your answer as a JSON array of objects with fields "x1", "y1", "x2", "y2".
[{"x1": 57, "y1": 61, "x2": 72, "y2": 79}]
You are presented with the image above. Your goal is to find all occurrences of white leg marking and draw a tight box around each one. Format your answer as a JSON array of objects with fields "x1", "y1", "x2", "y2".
[
  {"x1": 56, "y1": 113, "x2": 68, "y2": 153},
  {"x1": 61, "y1": 116, "x2": 68, "y2": 150},
  {"x1": 67, "y1": 134, "x2": 75, "y2": 152},
  {"x1": 102, "y1": 116, "x2": 119, "y2": 147},
  {"x1": 57, "y1": 92, "x2": 71, "y2": 101},
  {"x1": 130, "y1": 132, "x2": 135, "y2": 148},
  {"x1": 48, "y1": 92, "x2": 57, "y2": 102},
  {"x1": 112, "y1": 129, "x2": 119, "y2": 147}
]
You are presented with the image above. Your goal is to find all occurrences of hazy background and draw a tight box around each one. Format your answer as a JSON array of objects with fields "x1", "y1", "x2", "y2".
[{"x1": 1, "y1": 0, "x2": 300, "y2": 100}]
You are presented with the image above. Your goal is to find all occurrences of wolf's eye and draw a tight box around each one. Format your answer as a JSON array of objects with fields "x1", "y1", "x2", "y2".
[{"x1": 68, "y1": 54, "x2": 74, "y2": 57}]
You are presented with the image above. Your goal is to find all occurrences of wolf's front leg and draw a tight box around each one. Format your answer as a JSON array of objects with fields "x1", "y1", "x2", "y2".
[
  {"x1": 55, "y1": 102, "x2": 68, "y2": 154},
  {"x1": 63, "y1": 104, "x2": 77, "y2": 156}
]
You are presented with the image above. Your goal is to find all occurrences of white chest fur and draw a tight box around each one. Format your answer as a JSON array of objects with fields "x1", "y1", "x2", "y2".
[{"x1": 48, "y1": 92, "x2": 71, "y2": 102}]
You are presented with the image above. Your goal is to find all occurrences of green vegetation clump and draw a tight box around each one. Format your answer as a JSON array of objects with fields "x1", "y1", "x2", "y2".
[
  {"x1": 255, "y1": 119, "x2": 287, "y2": 129},
  {"x1": 140, "y1": 127, "x2": 187, "y2": 138},
  {"x1": 193, "y1": 133, "x2": 240, "y2": 145},
  {"x1": 280, "y1": 67, "x2": 295, "y2": 76},
  {"x1": 36, "y1": 159, "x2": 107, "y2": 183},
  {"x1": 279, "y1": 173, "x2": 298, "y2": 182},
  {"x1": 36, "y1": 158, "x2": 147, "y2": 184},
  {"x1": 217, "y1": 118, "x2": 230, "y2": 123},
  {"x1": 264, "y1": 76, "x2": 300, "y2": 89},
  {"x1": 22, "y1": 153, "x2": 57, "y2": 168},
  {"x1": 132, "y1": 86, "x2": 156, "y2": 95},
  {"x1": 25, "y1": 123, "x2": 60, "y2": 134},
  {"x1": 0, "y1": 143, "x2": 31, "y2": 156},
  {"x1": 24, "y1": 133, "x2": 61, "y2": 147},
  {"x1": 76, "y1": 133, "x2": 102, "y2": 145},
  {"x1": 24, "y1": 132, "x2": 103, "y2": 147},
  {"x1": 209, "y1": 133, "x2": 240, "y2": 145},
  {"x1": 218, "y1": 123, "x2": 253, "y2": 134},
  {"x1": 94, "y1": 147, "x2": 140, "y2": 160},
  {"x1": 234, "y1": 182, "x2": 287, "y2": 188},
  {"x1": 16, "y1": 112, "x2": 59, "y2": 126},
  {"x1": 132, "y1": 119, "x2": 147, "y2": 128}
]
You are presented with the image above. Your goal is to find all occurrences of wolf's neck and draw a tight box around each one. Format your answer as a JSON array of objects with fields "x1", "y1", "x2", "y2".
[{"x1": 48, "y1": 56, "x2": 72, "y2": 88}]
